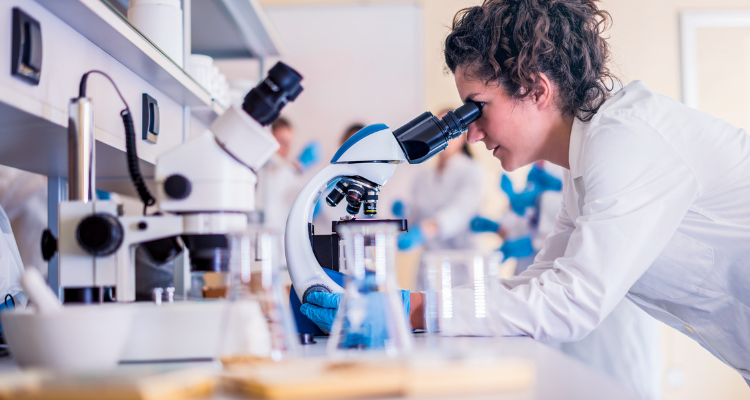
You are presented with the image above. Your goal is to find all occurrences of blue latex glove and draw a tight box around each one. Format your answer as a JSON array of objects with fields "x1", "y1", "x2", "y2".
[
  {"x1": 298, "y1": 141, "x2": 322, "y2": 171},
  {"x1": 500, "y1": 236, "x2": 534, "y2": 260},
  {"x1": 397, "y1": 225, "x2": 424, "y2": 250},
  {"x1": 470, "y1": 216, "x2": 501, "y2": 233},
  {"x1": 299, "y1": 290, "x2": 411, "y2": 348},
  {"x1": 527, "y1": 165, "x2": 562, "y2": 192},
  {"x1": 392, "y1": 200, "x2": 406, "y2": 218},
  {"x1": 95, "y1": 189, "x2": 111, "y2": 200},
  {"x1": 500, "y1": 175, "x2": 537, "y2": 216}
]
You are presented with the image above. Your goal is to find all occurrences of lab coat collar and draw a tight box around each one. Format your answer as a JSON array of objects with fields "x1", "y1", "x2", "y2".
[{"x1": 568, "y1": 117, "x2": 590, "y2": 179}]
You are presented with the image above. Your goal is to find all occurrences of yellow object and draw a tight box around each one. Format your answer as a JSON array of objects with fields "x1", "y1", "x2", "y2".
[
  {"x1": 223, "y1": 356, "x2": 534, "y2": 399},
  {"x1": 0, "y1": 368, "x2": 217, "y2": 400}
]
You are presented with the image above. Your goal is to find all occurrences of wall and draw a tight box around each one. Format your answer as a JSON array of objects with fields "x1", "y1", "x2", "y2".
[{"x1": 258, "y1": 0, "x2": 750, "y2": 398}]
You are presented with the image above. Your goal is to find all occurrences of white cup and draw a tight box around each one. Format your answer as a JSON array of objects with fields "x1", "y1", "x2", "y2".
[{"x1": 128, "y1": 0, "x2": 184, "y2": 67}]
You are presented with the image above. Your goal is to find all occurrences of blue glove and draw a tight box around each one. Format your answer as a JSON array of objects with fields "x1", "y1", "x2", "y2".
[
  {"x1": 500, "y1": 236, "x2": 534, "y2": 260},
  {"x1": 470, "y1": 216, "x2": 501, "y2": 233},
  {"x1": 392, "y1": 200, "x2": 406, "y2": 218},
  {"x1": 527, "y1": 165, "x2": 562, "y2": 192},
  {"x1": 397, "y1": 225, "x2": 424, "y2": 250},
  {"x1": 501, "y1": 175, "x2": 537, "y2": 216},
  {"x1": 299, "y1": 290, "x2": 411, "y2": 348},
  {"x1": 298, "y1": 141, "x2": 322, "y2": 171}
]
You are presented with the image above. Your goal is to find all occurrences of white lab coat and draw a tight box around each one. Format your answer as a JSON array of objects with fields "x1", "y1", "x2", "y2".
[
  {"x1": 450, "y1": 81, "x2": 750, "y2": 381},
  {"x1": 411, "y1": 153, "x2": 484, "y2": 251},
  {"x1": 0, "y1": 167, "x2": 46, "y2": 275},
  {"x1": 257, "y1": 154, "x2": 304, "y2": 234}
]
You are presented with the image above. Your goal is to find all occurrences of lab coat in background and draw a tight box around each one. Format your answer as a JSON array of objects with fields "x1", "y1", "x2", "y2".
[
  {"x1": 257, "y1": 154, "x2": 304, "y2": 234},
  {"x1": 411, "y1": 153, "x2": 484, "y2": 251},
  {"x1": 447, "y1": 81, "x2": 750, "y2": 382},
  {"x1": 0, "y1": 167, "x2": 46, "y2": 275}
]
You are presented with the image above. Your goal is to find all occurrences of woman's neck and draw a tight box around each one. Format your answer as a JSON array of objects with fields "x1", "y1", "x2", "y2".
[{"x1": 541, "y1": 114, "x2": 574, "y2": 169}]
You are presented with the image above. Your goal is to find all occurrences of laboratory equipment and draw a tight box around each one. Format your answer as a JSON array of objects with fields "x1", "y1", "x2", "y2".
[
  {"x1": 0, "y1": 304, "x2": 134, "y2": 370},
  {"x1": 286, "y1": 101, "x2": 483, "y2": 304},
  {"x1": 220, "y1": 229, "x2": 299, "y2": 363},
  {"x1": 421, "y1": 251, "x2": 501, "y2": 337},
  {"x1": 127, "y1": 0, "x2": 184, "y2": 67},
  {"x1": 326, "y1": 222, "x2": 411, "y2": 355},
  {"x1": 47, "y1": 62, "x2": 302, "y2": 304}
]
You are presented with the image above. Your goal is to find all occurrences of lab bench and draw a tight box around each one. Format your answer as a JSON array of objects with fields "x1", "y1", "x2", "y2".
[{"x1": 0, "y1": 336, "x2": 644, "y2": 400}]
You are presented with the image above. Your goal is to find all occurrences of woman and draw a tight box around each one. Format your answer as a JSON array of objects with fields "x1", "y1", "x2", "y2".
[{"x1": 440, "y1": 0, "x2": 750, "y2": 382}]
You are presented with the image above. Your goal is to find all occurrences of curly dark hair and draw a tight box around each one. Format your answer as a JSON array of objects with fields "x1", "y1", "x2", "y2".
[{"x1": 444, "y1": 0, "x2": 617, "y2": 121}]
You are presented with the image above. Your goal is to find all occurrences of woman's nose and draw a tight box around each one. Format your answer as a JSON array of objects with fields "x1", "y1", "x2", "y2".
[{"x1": 466, "y1": 123, "x2": 485, "y2": 144}]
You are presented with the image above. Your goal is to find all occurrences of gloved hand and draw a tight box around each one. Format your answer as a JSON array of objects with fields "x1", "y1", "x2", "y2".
[
  {"x1": 500, "y1": 236, "x2": 534, "y2": 260},
  {"x1": 501, "y1": 175, "x2": 537, "y2": 216},
  {"x1": 527, "y1": 165, "x2": 562, "y2": 192},
  {"x1": 397, "y1": 225, "x2": 424, "y2": 250},
  {"x1": 470, "y1": 216, "x2": 501, "y2": 233},
  {"x1": 297, "y1": 141, "x2": 322, "y2": 171},
  {"x1": 299, "y1": 290, "x2": 411, "y2": 348},
  {"x1": 392, "y1": 200, "x2": 406, "y2": 218}
]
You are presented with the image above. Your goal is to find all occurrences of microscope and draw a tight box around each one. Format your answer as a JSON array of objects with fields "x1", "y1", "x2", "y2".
[
  {"x1": 42, "y1": 63, "x2": 302, "y2": 360},
  {"x1": 286, "y1": 101, "x2": 483, "y2": 310}
]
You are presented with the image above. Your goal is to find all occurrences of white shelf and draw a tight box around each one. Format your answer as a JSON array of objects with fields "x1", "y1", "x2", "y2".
[
  {"x1": 191, "y1": 0, "x2": 285, "y2": 59},
  {"x1": 35, "y1": 0, "x2": 225, "y2": 124}
]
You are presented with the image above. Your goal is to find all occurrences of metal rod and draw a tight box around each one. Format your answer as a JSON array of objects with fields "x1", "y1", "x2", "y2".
[{"x1": 68, "y1": 98, "x2": 96, "y2": 202}]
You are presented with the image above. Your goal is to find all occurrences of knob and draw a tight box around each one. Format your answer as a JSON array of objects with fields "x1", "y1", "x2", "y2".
[
  {"x1": 76, "y1": 213, "x2": 124, "y2": 256},
  {"x1": 41, "y1": 229, "x2": 57, "y2": 261},
  {"x1": 164, "y1": 174, "x2": 191, "y2": 199}
]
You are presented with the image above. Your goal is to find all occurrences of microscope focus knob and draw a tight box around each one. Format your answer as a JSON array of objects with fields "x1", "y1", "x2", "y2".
[
  {"x1": 76, "y1": 213, "x2": 124, "y2": 256},
  {"x1": 164, "y1": 174, "x2": 191, "y2": 199}
]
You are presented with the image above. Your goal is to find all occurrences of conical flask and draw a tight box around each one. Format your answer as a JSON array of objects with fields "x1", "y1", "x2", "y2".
[
  {"x1": 327, "y1": 222, "x2": 412, "y2": 356},
  {"x1": 219, "y1": 228, "x2": 299, "y2": 363}
]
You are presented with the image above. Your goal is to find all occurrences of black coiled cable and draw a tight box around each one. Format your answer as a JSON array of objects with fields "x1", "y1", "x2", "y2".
[{"x1": 78, "y1": 71, "x2": 156, "y2": 213}]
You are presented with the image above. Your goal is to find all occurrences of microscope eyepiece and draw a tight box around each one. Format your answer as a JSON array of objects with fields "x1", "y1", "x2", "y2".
[
  {"x1": 242, "y1": 62, "x2": 303, "y2": 126},
  {"x1": 392, "y1": 101, "x2": 483, "y2": 164}
]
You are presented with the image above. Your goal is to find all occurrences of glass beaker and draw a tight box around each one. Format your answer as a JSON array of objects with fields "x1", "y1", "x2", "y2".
[
  {"x1": 328, "y1": 221, "x2": 412, "y2": 356},
  {"x1": 421, "y1": 251, "x2": 501, "y2": 337},
  {"x1": 219, "y1": 228, "x2": 299, "y2": 364}
]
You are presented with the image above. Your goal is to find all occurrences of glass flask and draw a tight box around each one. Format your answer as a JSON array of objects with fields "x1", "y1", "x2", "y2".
[
  {"x1": 421, "y1": 251, "x2": 501, "y2": 337},
  {"x1": 328, "y1": 221, "x2": 412, "y2": 356},
  {"x1": 219, "y1": 228, "x2": 299, "y2": 363}
]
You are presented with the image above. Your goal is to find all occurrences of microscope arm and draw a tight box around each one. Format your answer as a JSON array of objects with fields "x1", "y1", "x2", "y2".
[{"x1": 285, "y1": 162, "x2": 398, "y2": 302}]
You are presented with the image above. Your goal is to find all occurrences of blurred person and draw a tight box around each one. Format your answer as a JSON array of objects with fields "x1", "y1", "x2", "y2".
[
  {"x1": 395, "y1": 109, "x2": 484, "y2": 254},
  {"x1": 0, "y1": 167, "x2": 47, "y2": 275},
  {"x1": 257, "y1": 117, "x2": 322, "y2": 234}
]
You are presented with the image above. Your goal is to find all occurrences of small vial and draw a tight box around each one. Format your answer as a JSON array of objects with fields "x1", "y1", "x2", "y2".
[{"x1": 153, "y1": 287, "x2": 164, "y2": 306}]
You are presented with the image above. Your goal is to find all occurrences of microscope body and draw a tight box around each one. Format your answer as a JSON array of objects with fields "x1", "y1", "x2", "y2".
[
  {"x1": 56, "y1": 105, "x2": 278, "y2": 303},
  {"x1": 286, "y1": 124, "x2": 406, "y2": 302}
]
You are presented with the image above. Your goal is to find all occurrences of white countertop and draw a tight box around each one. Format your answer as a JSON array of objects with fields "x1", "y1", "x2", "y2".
[{"x1": 0, "y1": 335, "x2": 643, "y2": 400}]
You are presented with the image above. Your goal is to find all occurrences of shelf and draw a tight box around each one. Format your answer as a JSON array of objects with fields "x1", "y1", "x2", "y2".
[
  {"x1": 191, "y1": 0, "x2": 285, "y2": 59},
  {"x1": 35, "y1": 0, "x2": 224, "y2": 124}
]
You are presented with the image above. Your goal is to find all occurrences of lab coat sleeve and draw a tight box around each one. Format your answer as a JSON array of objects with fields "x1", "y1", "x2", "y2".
[
  {"x1": 448, "y1": 113, "x2": 700, "y2": 340},
  {"x1": 505, "y1": 188, "x2": 576, "y2": 285},
  {"x1": 433, "y1": 164, "x2": 484, "y2": 240}
]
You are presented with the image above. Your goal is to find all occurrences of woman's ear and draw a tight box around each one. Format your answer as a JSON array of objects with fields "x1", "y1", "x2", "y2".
[{"x1": 533, "y1": 73, "x2": 554, "y2": 109}]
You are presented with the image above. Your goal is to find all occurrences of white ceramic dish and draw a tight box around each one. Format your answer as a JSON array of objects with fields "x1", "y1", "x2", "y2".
[{"x1": 0, "y1": 304, "x2": 134, "y2": 371}]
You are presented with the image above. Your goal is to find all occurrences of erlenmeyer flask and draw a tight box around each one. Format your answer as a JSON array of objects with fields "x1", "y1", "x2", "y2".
[
  {"x1": 328, "y1": 222, "x2": 412, "y2": 356},
  {"x1": 220, "y1": 228, "x2": 299, "y2": 364}
]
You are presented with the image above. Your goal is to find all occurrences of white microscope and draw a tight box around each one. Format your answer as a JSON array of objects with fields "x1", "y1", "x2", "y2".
[
  {"x1": 285, "y1": 102, "x2": 483, "y2": 308},
  {"x1": 42, "y1": 63, "x2": 302, "y2": 360}
]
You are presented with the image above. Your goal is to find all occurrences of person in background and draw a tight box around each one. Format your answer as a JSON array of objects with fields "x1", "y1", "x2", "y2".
[
  {"x1": 0, "y1": 167, "x2": 47, "y2": 275},
  {"x1": 395, "y1": 108, "x2": 484, "y2": 257},
  {"x1": 257, "y1": 117, "x2": 322, "y2": 234},
  {"x1": 471, "y1": 161, "x2": 563, "y2": 273}
]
